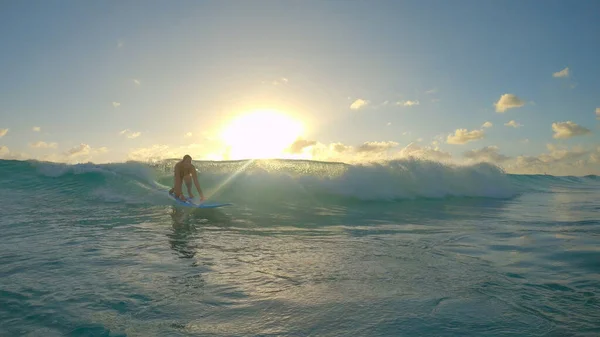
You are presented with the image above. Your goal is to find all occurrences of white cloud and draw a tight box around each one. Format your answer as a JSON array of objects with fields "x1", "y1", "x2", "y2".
[
  {"x1": 117, "y1": 40, "x2": 124, "y2": 48},
  {"x1": 520, "y1": 139, "x2": 530, "y2": 144},
  {"x1": 350, "y1": 99, "x2": 369, "y2": 110},
  {"x1": 464, "y1": 146, "x2": 510, "y2": 163},
  {"x1": 185, "y1": 132, "x2": 193, "y2": 138},
  {"x1": 553, "y1": 67, "x2": 570, "y2": 78},
  {"x1": 425, "y1": 88, "x2": 437, "y2": 94},
  {"x1": 133, "y1": 79, "x2": 141, "y2": 85},
  {"x1": 397, "y1": 142, "x2": 452, "y2": 161},
  {"x1": 58, "y1": 144, "x2": 109, "y2": 163},
  {"x1": 112, "y1": 102, "x2": 121, "y2": 108},
  {"x1": 551, "y1": 121, "x2": 591, "y2": 139},
  {"x1": 396, "y1": 100, "x2": 420, "y2": 107},
  {"x1": 119, "y1": 129, "x2": 141, "y2": 139},
  {"x1": 286, "y1": 138, "x2": 317, "y2": 154},
  {"x1": 596, "y1": 108, "x2": 600, "y2": 120},
  {"x1": 505, "y1": 120, "x2": 523, "y2": 128},
  {"x1": 356, "y1": 141, "x2": 399, "y2": 153},
  {"x1": 281, "y1": 138, "x2": 452, "y2": 164},
  {"x1": 386, "y1": 122, "x2": 391, "y2": 126},
  {"x1": 329, "y1": 142, "x2": 352, "y2": 153},
  {"x1": 0, "y1": 142, "x2": 107, "y2": 163},
  {"x1": 32, "y1": 126, "x2": 41, "y2": 132},
  {"x1": 272, "y1": 77, "x2": 288, "y2": 85},
  {"x1": 371, "y1": 101, "x2": 390, "y2": 109},
  {"x1": 482, "y1": 121, "x2": 493, "y2": 128},
  {"x1": 0, "y1": 146, "x2": 29, "y2": 160},
  {"x1": 127, "y1": 143, "x2": 208, "y2": 162},
  {"x1": 30, "y1": 141, "x2": 58, "y2": 149},
  {"x1": 446, "y1": 128, "x2": 485, "y2": 145},
  {"x1": 505, "y1": 144, "x2": 600, "y2": 176},
  {"x1": 494, "y1": 94, "x2": 525, "y2": 113},
  {"x1": 0, "y1": 128, "x2": 8, "y2": 137},
  {"x1": 67, "y1": 143, "x2": 91, "y2": 157}
]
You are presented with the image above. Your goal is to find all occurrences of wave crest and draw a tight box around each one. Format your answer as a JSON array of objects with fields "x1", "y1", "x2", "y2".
[{"x1": 0, "y1": 158, "x2": 526, "y2": 202}]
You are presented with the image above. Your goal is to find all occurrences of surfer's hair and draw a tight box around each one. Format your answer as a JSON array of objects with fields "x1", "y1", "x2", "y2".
[{"x1": 183, "y1": 154, "x2": 192, "y2": 161}]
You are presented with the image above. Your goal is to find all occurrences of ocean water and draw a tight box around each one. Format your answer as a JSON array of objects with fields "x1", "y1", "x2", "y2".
[{"x1": 1, "y1": 158, "x2": 599, "y2": 337}]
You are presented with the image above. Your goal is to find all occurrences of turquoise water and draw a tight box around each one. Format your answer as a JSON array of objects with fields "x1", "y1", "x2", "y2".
[{"x1": 1, "y1": 158, "x2": 599, "y2": 336}]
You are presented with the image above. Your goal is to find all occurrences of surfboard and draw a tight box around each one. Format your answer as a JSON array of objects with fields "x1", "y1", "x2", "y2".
[{"x1": 168, "y1": 192, "x2": 232, "y2": 209}]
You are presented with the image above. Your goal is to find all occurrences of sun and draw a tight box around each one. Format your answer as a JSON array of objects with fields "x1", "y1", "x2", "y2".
[{"x1": 220, "y1": 109, "x2": 305, "y2": 160}]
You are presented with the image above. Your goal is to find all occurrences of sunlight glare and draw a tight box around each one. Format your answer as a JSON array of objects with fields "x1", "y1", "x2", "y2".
[{"x1": 221, "y1": 110, "x2": 304, "y2": 160}]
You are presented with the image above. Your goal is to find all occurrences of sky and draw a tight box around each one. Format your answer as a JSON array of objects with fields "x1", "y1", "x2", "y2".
[{"x1": 1, "y1": 0, "x2": 599, "y2": 175}]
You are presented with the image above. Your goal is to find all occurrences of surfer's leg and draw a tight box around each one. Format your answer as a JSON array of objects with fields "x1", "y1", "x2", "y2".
[
  {"x1": 184, "y1": 176, "x2": 193, "y2": 197},
  {"x1": 173, "y1": 174, "x2": 186, "y2": 200}
]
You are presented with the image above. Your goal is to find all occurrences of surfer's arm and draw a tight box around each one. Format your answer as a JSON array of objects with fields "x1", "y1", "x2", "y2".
[{"x1": 191, "y1": 168, "x2": 205, "y2": 200}]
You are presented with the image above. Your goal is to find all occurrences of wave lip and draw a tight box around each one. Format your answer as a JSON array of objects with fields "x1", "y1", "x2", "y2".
[{"x1": 304, "y1": 159, "x2": 518, "y2": 200}]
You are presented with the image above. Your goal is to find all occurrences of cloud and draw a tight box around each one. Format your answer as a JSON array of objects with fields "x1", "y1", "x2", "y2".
[
  {"x1": 120, "y1": 129, "x2": 141, "y2": 139},
  {"x1": 32, "y1": 126, "x2": 41, "y2": 132},
  {"x1": 505, "y1": 120, "x2": 523, "y2": 128},
  {"x1": 286, "y1": 138, "x2": 317, "y2": 154},
  {"x1": 446, "y1": 128, "x2": 485, "y2": 144},
  {"x1": 67, "y1": 143, "x2": 91, "y2": 157},
  {"x1": 425, "y1": 88, "x2": 437, "y2": 94},
  {"x1": 553, "y1": 67, "x2": 570, "y2": 78},
  {"x1": 185, "y1": 132, "x2": 193, "y2": 138},
  {"x1": 133, "y1": 79, "x2": 141, "y2": 85},
  {"x1": 464, "y1": 146, "x2": 510, "y2": 163},
  {"x1": 272, "y1": 77, "x2": 288, "y2": 85},
  {"x1": 96, "y1": 147, "x2": 109, "y2": 154},
  {"x1": 330, "y1": 142, "x2": 353, "y2": 153},
  {"x1": 494, "y1": 94, "x2": 525, "y2": 113},
  {"x1": 350, "y1": 99, "x2": 369, "y2": 110},
  {"x1": 112, "y1": 102, "x2": 121, "y2": 108},
  {"x1": 41, "y1": 143, "x2": 109, "y2": 163},
  {"x1": 356, "y1": 141, "x2": 399, "y2": 153},
  {"x1": 551, "y1": 121, "x2": 591, "y2": 139},
  {"x1": 596, "y1": 108, "x2": 600, "y2": 120},
  {"x1": 482, "y1": 121, "x2": 493, "y2": 128},
  {"x1": 30, "y1": 141, "x2": 58, "y2": 149},
  {"x1": 398, "y1": 142, "x2": 452, "y2": 161},
  {"x1": 127, "y1": 143, "x2": 208, "y2": 162},
  {"x1": 371, "y1": 101, "x2": 390, "y2": 109},
  {"x1": 0, "y1": 146, "x2": 29, "y2": 160},
  {"x1": 292, "y1": 139, "x2": 451, "y2": 164},
  {"x1": 540, "y1": 144, "x2": 589, "y2": 163},
  {"x1": 0, "y1": 142, "x2": 108, "y2": 163},
  {"x1": 386, "y1": 122, "x2": 391, "y2": 126},
  {"x1": 0, "y1": 128, "x2": 8, "y2": 137},
  {"x1": 396, "y1": 100, "x2": 420, "y2": 107},
  {"x1": 504, "y1": 144, "x2": 600, "y2": 176}
]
